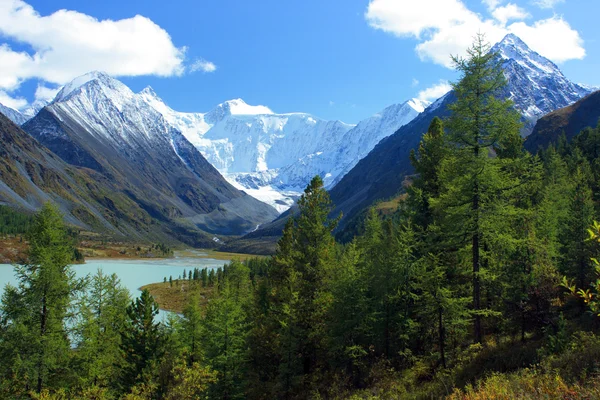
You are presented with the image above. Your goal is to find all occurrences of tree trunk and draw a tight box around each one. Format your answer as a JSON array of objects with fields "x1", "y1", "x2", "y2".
[
  {"x1": 473, "y1": 180, "x2": 482, "y2": 344},
  {"x1": 438, "y1": 307, "x2": 446, "y2": 368},
  {"x1": 37, "y1": 293, "x2": 47, "y2": 393}
]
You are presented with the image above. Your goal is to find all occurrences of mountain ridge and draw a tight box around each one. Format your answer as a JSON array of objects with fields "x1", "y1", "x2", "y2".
[{"x1": 21, "y1": 72, "x2": 278, "y2": 237}]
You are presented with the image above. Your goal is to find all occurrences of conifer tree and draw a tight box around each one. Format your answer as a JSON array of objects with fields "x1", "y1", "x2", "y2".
[
  {"x1": 120, "y1": 289, "x2": 164, "y2": 391},
  {"x1": 75, "y1": 271, "x2": 130, "y2": 392},
  {"x1": 0, "y1": 203, "x2": 81, "y2": 394},
  {"x1": 439, "y1": 34, "x2": 522, "y2": 343}
]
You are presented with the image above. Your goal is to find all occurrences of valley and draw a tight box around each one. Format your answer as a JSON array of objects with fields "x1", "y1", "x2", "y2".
[{"x1": 2, "y1": 8, "x2": 600, "y2": 396}]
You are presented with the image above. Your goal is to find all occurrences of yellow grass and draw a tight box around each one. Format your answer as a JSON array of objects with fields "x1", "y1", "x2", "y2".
[{"x1": 140, "y1": 281, "x2": 216, "y2": 314}]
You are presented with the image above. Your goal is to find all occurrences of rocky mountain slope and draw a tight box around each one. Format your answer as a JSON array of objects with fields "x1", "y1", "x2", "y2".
[
  {"x1": 525, "y1": 90, "x2": 600, "y2": 152},
  {"x1": 20, "y1": 71, "x2": 277, "y2": 237}
]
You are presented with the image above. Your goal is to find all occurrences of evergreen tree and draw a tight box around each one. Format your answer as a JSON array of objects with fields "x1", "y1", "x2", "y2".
[
  {"x1": 75, "y1": 271, "x2": 130, "y2": 392},
  {"x1": 120, "y1": 289, "x2": 164, "y2": 391},
  {"x1": 202, "y1": 280, "x2": 249, "y2": 399},
  {"x1": 0, "y1": 203, "x2": 81, "y2": 394}
]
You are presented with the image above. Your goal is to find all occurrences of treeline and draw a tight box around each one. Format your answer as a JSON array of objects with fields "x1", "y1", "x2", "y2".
[{"x1": 164, "y1": 266, "x2": 224, "y2": 288}]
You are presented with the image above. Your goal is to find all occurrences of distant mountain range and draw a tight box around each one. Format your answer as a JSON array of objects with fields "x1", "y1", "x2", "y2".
[
  {"x1": 0, "y1": 33, "x2": 596, "y2": 251},
  {"x1": 139, "y1": 88, "x2": 428, "y2": 212},
  {"x1": 1, "y1": 71, "x2": 278, "y2": 244},
  {"x1": 2, "y1": 75, "x2": 428, "y2": 214}
]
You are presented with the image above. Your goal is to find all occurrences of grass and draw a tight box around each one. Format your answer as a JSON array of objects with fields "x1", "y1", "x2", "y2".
[
  {"x1": 176, "y1": 248, "x2": 267, "y2": 261},
  {"x1": 0, "y1": 236, "x2": 28, "y2": 263},
  {"x1": 140, "y1": 281, "x2": 216, "y2": 313}
]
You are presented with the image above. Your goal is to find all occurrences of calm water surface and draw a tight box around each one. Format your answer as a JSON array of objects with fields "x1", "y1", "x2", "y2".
[{"x1": 0, "y1": 251, "x2": 229, "y2": 320}]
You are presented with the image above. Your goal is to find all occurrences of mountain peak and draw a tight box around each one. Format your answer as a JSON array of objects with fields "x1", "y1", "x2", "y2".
[
  {"x1": 205, "y1": 98, "x2": 274, "y2": 123},
  {"x1": 491, "y1": 33, "x2": 561, "y2": 77},
  {"x1": 140, "y1": 86, "x2": 159, "y2": 99},
  {"x1": 53, "y1": 71, "x2": 124, "y2": 103},
  {"x1": 221, "y1": 98, "x2": 274, "y2": 115},
  {"x1": 498, "y1": 33, "x2": 528, "y2": 48}
]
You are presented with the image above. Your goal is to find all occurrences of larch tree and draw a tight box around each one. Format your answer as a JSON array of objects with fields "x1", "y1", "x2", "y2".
[{"x1": 440, "y1": 34, "x2": 522, "y2": 343}]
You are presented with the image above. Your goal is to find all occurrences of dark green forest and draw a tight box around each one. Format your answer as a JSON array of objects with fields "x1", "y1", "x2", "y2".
[
  {"x1": 0, "y1": 205, "x2": 33, "y2": 236},
  {"x1": 3, "y1": 37, "x2": 600, "y2": 399}
]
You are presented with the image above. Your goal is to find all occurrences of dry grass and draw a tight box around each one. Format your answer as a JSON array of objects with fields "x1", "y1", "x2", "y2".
[
  {"x1": 0, "y1": 236, "x2": 28, "y2": 263},
  {"x1": 140, "y1": 281, "x2": 216, "y2": 313},
  {"x1": 78, "y1": 240, "x2": 171, "y2": 259},
  {"x1": 176, "y1": 249, "x2": 267, "y2": 261}
]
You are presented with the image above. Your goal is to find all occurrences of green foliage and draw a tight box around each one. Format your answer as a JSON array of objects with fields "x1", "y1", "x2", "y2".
[
  {"x1": 0, "y1": 205, "x2": 33, "y2": 236},
  {"x1": 5, "y1": 35, "x2": 600, "y2": 399},
  {"x1": 74, "y1": 270, "x2": 130, "y2": 393},
  {"x1": 120, "y1": 289, "x2": 165, "y2": 392},
  {"x1": 0, "y1": 202, "x2": 82, "y2": 394}
]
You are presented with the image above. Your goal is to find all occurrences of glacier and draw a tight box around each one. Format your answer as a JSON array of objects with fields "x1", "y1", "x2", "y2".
[{"x1": 139, "y1": 88, "x2": 428, "y2": 212}]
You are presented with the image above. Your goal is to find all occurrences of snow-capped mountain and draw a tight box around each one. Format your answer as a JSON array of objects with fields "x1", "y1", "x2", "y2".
[
  {"x1": 493, "y1": 33, "x2": 592, "y2": 132},
  {"x1": 0, "y1": 103, "x2": 27, "y2": 125},
  {"x1": 0, "y1": 99, "x2": 51, "y2": 126},
  {"x1": 139, "y1": 89, "x2": 427, "y2": 212},
  {"x1": 22, "y1": 71, "x2": 278, "y2": 236},
  {"x1": 327, "y1": 33, "x2": 594, "y2": 233}
]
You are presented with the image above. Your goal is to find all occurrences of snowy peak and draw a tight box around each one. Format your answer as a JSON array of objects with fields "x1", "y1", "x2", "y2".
[
  {"x1": 406, "y1": 98, "x2": 430, "y2": 113},
  {"x1": 493, "y1": 33, "x2": 561, "y2": 76},
  {"x1": 0, "y1": 102, "x2": 27, "y2": 125},
  {"x1": 139, "y1": 85, "x2": 159, "y2": 99},
  {"x1": 53, "y1": 71, "x2": 134, "y2": 107},
  {"x1": 489, "y1": 34, "x2": 592, "y2": 124},
  {"x1": 206, "y1": 98, "x2": 274, "y2": 123}
]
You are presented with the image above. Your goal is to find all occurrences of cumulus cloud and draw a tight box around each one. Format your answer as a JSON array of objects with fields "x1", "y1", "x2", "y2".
[
  {"x1": 34, "y1": 84, "x2": 61, "y2": 103},
  {"x1": 0, "y1": 0, "x2": 211, "y2": 98},
  {"x1": 418, "y1": 81, "x2": 452, "y2": 102},
  {"x1": 0, "y1": 90, "x2": 27, "y2": 110},
  {"x1": 533, "y1": 0, "x2": 565, "y2": 9},
  {"x1": 365, "y1": 0, "x2": 584, "y2": 68},
  {"x1": 482, "y1": 0, "x2": 503, "y2": 9},
  {"x1": 190, "y1": 59, "x2": 217, "y2": 73},
  {"x1": 492, "y1": 3, "x2": 529, "y2": 25}
]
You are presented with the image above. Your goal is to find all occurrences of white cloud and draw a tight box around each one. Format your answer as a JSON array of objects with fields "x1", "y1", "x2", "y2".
[
  {"x1": 533, "y1": 0, "x2": 565, "y2": 9},
  {"x1": 411, "y1": 78, "x2": 419, "y2": 87},
  {"x1": 418, "y1": 81, "x2": 452, "y2": 102},
  {"x1": 34, "y1": 84, "x2": 61, "y2": 103},
  {"x1": 0, "y1": 90, "x2": 27, "y2": 110},
  {"x1": 509, "y1": 17, "x2": 584, "y2": 62},
  {"x1": 365, "y1": 0, "x2": 584, "y2": 68},
  {"x1": 492, "y1": 3, "x2": 529, "y2": 25},
  {"x1": 190, "y1": 59, "x2": 217, "y2": 73},
  {"x1": 0, "y1": 0, "x2": 199, "y2": 93},
  {"x1": 483, "y1": 0, "x2": 503, "y2": 9}
]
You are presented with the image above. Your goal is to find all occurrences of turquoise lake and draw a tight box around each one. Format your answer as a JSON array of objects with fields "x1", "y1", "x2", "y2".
[{"x1": 0, "y1": 252, "x2": 230, "y2": 320}]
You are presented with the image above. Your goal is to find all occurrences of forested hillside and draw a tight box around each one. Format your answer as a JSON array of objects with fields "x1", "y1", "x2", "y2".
[{"x1": 2, "y1": 36, "x2": 600, "y2": 399}]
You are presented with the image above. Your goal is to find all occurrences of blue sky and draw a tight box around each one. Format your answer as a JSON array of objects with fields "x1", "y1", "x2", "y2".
[{"x1": 0, "y1": 0, "x2": 597, "y2": 123}]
